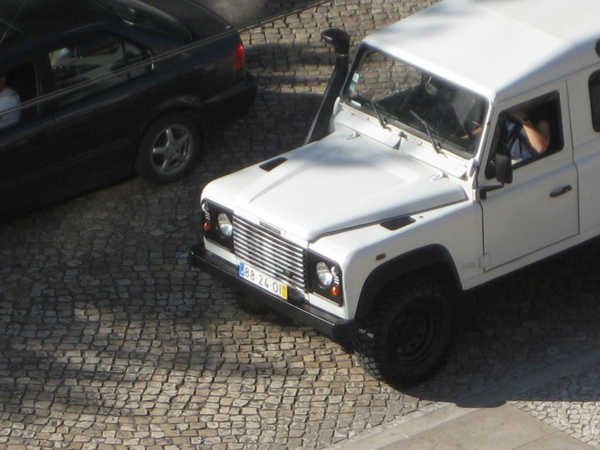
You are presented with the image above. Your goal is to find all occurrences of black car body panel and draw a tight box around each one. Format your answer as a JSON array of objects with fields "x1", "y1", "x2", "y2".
[{"x1": 0, "y1": 0, "x2": 257, "y2": 220}]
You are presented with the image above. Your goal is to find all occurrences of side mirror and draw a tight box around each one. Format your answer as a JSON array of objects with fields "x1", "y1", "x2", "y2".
[
  {"x1": 494, "y1": 153, "x2": 513, "y2": 184},
  {"x1": 480, "y1": 153, "x2": 513, "y2": 200}
]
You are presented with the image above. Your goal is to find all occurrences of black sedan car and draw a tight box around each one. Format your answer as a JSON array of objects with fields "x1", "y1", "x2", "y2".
[{"x1": 0, "y1": 0, "x2": 257, "y2": 220}]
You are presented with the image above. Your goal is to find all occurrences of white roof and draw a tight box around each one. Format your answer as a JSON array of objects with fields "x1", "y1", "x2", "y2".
[{"x1": 363, "y1": 0, "x2": 600, "y2": 101}]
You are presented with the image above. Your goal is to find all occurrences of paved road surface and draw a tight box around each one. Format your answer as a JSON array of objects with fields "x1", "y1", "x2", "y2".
[{"x1": 1, "y1": 1, "x2": 600, "y2": 449}]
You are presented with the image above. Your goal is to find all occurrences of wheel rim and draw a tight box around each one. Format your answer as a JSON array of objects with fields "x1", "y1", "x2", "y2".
[
  {"x1": 150, "y1": 124, "x2": 193, "y2": 175},
  {"x1": 391, "y1": 307, "x2": 438, "y2": 365}
]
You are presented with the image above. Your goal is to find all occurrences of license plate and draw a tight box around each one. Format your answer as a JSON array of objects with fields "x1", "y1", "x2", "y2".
[{"x1": 239, "y1": 262, "x2": 288, "y2": 300}]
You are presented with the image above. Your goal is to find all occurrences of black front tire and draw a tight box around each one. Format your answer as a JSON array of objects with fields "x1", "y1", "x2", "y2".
[
  {"x1": 135, "y1": 112, "x2": 202, "y2": 185},
  {"x1": 356, "y1": 276, "x2": 455, "y2": 388}
]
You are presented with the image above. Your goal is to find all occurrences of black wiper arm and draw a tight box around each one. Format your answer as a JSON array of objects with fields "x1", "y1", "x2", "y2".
[
  {"x1": 370, "y1": 99, "x2": 389, "y2": 130},
  {"x1": 410, "y1": 110, "x2": 442, "y2": 154}
]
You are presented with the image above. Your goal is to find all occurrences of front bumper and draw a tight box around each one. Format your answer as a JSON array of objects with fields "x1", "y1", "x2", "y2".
[{"x1": 189, "y1": 241, "x2": 358, "y2": 344}]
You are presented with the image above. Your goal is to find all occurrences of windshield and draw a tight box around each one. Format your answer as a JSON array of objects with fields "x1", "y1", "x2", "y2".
[{"x1": 344, "y1": 47, "x2": 488, "y2": 157}]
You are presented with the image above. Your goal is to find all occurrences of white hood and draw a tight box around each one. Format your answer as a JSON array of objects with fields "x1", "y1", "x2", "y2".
[{"x1": 209, "y1": 132, "x2": 467, "y2": 242}]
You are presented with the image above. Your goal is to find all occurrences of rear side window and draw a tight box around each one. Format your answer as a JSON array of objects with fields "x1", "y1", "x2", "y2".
[
  {"x1": 0, "y1": 62, "x2": 38, "y2": 130},
  {"x1": 589, "y1": 70, "x2": 600, "y2": 131},
  {"x1": 50, "y1": 35, "x2": 151, "y2": 105}
]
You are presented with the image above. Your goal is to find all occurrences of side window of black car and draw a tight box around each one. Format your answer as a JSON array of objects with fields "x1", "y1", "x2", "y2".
[
  {"x1": 0, "y1": 61, "x2": 38, "y2": 131},
  {"x1": 49, "y1": 35, "x2": 151, "y2": 106}
]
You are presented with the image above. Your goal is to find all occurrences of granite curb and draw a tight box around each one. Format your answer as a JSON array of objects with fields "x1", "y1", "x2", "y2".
[{"x1": 328, "y1": 344, "x2": 600, "y2": 449}]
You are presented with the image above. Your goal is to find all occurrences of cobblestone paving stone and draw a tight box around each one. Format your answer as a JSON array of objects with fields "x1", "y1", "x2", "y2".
[
  {"x1": 1, "y1": 0, "x2": 600, "y2": 449},
  {"x1": 511, "y1": 369, "x2": 600, "y2": 448}
]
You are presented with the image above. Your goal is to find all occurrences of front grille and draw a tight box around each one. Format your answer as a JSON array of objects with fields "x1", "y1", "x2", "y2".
[{"x1": 233, "y1": 216, "x2": 307, "y2": 291}]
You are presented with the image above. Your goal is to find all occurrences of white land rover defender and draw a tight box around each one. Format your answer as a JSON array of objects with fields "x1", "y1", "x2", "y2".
[{"x1": 190, "y1": 0, "x2": 600, "y2": 387}]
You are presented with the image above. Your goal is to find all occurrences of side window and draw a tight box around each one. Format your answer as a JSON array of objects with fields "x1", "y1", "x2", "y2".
[
  {"x1": 488, "y1": 92, "x2": 563, "y2": 174},
  {"x1": 589, "y1": 70, "x2": 600, "y2": 131},
  {"x1": 49, "y1": 35, "x2": 151, "y2": 106},
  {"x1": 0, "y1": 62, "x2": 38, "y2": 131}
]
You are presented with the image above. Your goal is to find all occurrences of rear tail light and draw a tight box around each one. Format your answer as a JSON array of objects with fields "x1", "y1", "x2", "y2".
[{"x1": 233, "y1": 41, "x2": 246, "y2": 74}]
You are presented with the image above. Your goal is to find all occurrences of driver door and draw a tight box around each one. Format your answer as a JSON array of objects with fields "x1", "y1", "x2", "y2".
[{"x1": 479, "y1": 85, "x2": 579, "y2": 270}]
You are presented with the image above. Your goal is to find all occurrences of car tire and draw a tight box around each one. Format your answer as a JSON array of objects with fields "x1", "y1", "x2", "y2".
[
  {"x1": 234, "y1": 291, "x2": 271, "y2": 314},
  {"x1": 356, "y1": 276, "x2": 455, "y2": 387},
  {"x1": 135, "y1": 112, "x2": 202, "y2": 184}
]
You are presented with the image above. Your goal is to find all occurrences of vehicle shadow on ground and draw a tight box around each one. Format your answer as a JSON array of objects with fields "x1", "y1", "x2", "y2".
[{"x1": 404, "y1": 237, "x2": 600, "y2": 407}]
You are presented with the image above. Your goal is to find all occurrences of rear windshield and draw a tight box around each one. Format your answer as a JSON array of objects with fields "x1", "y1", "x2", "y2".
[{"x1": 93, "y1": 0, "x2": 192, "y2": 42}]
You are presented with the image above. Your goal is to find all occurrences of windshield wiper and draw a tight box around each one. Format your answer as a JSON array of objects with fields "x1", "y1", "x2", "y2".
[
  {"x1": 410, "y1": 110, "x2": 442, "y2": 154},
  {"x1": 369, "y1": 99, "x2": 389, "y2": 130}
]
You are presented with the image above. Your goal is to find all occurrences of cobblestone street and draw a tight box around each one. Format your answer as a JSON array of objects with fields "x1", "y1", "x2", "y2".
[{"x1": 2, "y1": 1, "x2": 600, "y2": 449}]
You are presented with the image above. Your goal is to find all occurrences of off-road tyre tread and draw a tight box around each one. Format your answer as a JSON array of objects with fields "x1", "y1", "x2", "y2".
[{"x1": 355, "y1": 276, "x2": 455, "y2": 388}]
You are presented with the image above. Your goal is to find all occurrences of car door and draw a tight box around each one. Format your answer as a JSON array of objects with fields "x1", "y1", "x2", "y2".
[
  {"x1": 47, "y1": 33, "x2": 156, "y2": 197},
  {"x1": 0, "y1": 59, "x2": 56, "y2": 220},
  {"x1": 479, "y1": 85, "x2": 579, "y2": 270}
]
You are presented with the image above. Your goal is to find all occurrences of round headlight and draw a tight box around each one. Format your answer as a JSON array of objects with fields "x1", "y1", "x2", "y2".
[
  {"x1": 316, "y1": 262, "x2": 334, "y2": 286},
  {"x1": 217, "y1": 213, "x2": 233, "y2": 237}
]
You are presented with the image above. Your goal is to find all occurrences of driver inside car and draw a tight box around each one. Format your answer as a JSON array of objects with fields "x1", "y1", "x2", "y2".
[{"x1": 506, "y1": 105, "x2": 550, "y2": 161}]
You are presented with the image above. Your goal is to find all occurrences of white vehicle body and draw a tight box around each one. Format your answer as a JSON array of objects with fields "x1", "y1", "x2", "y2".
[{"x1": 191, "y1": 0, "x2": 600, "y2": 386}]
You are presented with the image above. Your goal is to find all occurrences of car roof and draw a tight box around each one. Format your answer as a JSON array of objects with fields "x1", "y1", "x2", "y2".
[
  {"x1": 0, "y1": 0, "x2": 114, "y2": 45},
  {"x1": 0, "y1": 0, "x2": 229, "y2": 53},
  {"x1": 363, "y1": 0, "x2": 600, "y2": 102}
]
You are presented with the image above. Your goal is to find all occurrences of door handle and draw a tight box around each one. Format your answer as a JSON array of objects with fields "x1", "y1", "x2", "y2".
[{"x1": 550, "y1": 185, "x2": 572, "y2": 197}]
